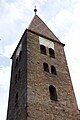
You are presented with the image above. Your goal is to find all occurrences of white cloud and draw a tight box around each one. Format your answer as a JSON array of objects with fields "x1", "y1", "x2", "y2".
[
  {"x1": 0, "y1": 85, "x2": 9, "y2": 120},
  {"x1": 3, "y1": 42, "x2": 18, "y2": 58},
  {"x1": 36, "y1": 0, "x2": 48, "y2": 4},
  {"x1": 54, "y1": 10, "x2": 72, "y2": 27},
  {"x1": 0, "y1": 66, "x2": 11, "y2": 86},
  {"x1": 0, "y1": 0, "x2": 35, "y2": 46},
  {"x1": 0, "y1": 66, "x2": 11, "y2": 120},
  {"x1": 71, "y1": 0, "x2": 80, "y2": 2}
]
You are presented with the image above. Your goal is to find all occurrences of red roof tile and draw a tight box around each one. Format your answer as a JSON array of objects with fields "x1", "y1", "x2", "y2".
[{"x1": 28, "y1": 15, "x2": 60, "y2": 42}]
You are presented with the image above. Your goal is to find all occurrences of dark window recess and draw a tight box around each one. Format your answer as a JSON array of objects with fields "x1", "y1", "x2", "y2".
[
  {"x1": 51, "y1": 65, "x2": 57, "y2": 75},
  {"x1": 40, "y1": 45, "x2": 46, "y2": 55},
  {"x1": 15, "y1": 92, "x2": 18, "y2": 107},
  {"x1": 49, "y1": 85, "x2": 58, "y2": 101},
  {"x1": 19, "y1": 51, "x2": 22, "y2": 61},
  {"x1": 49, "y1": 48, "x2": 55, "y2": 58},
  {"x1": 15, "y1": 57, "x2": 18, "y2": 67},
  {"x1": 43, "y1": 63, "x2": 49, "y2": 72}
]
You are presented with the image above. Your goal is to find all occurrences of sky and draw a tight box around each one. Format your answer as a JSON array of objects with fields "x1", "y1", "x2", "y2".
[{"x1": 0, "y1": 0, "x2": 80, "y2": 120}]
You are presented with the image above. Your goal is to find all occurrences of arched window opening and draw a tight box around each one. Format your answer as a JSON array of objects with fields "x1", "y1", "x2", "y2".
[
  {"x1": 40, "y1": 45, "x2": 46, "y2": 55},
  {"x1": 51, "y1": 65, "x2": 57, "y2": 75},
  {"x1": 15, "y1": 92, "x2": 18, "y2": 107},
  {"x1": 49, "y1": 48, "x2": 55, "y2": 58},
  {"x1": 43, "y1": 63, "x2": 49, "y2": 72},
  {"x1": 49, "y1": 85, "x2": 58, "y2": 101}
]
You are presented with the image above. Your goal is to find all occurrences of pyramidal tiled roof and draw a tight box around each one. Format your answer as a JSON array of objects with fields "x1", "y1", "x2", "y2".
[{"x1": 28, "y1": 15, "x2": 60, "y2": 42}]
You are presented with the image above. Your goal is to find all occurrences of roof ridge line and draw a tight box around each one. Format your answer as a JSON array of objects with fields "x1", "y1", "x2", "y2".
[{"x1": 27, "y1": 29, "x2": 65, "y2": 46}]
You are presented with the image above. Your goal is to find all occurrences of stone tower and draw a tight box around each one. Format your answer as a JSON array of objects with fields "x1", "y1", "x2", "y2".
[{"x1": 6, "y1": 14, "x2": 80, "y2": 120}]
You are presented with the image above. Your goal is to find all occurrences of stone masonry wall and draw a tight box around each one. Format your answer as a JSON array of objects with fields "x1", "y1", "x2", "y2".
[
  {"x1": 27, "y1": 31, "x2": 79, "y2": 120},
  {"x1": 6, "y1": 29, "x2": 80, "y2": 120},
  {"x1": 6, "y1": 32, "x2": 27, "y2": 120}
]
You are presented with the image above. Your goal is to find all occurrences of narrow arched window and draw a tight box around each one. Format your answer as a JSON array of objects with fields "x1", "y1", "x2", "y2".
[
  {"x1": 51, "y1": 65, "x2": 57, "y2": 75},
  {"x1": 40, "y1": 45, "x2": 46, "y2": 55},
  {"x1": 49, "y1": 85, "x2": 57, "y2": 101},
  {"x1": 43, "y1": 63, "x2": 49, "y2": 72},
  {"x1": 15, "y1": 92, "x2": 18, "y2": 107},
  {"x1": 49, "y1": 48, "x2": 55, "y2": 58}
]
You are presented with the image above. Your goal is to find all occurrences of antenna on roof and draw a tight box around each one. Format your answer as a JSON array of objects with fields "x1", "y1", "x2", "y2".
[{"x1": 34, "y1": 6, "x2": 37, "y2": 15}]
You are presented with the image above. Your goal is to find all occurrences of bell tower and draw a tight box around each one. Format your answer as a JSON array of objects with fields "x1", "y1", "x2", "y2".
[{"x1": 6, "y1": 13, "x2": 80, "y2": 120}]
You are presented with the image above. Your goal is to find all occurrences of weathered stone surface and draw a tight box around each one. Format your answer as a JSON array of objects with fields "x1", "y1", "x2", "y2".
[
  {"x1": 27, "y1": 31, "x2": 80, "y2": 120},
  {"x1": 6, "y1": 15, "x2": 80, "y2": 120}
]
